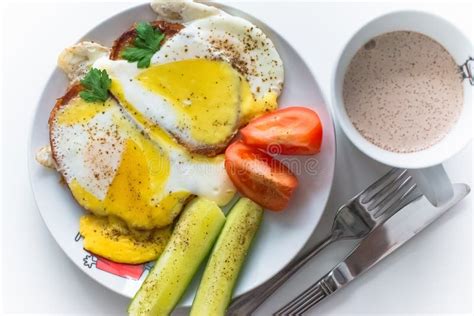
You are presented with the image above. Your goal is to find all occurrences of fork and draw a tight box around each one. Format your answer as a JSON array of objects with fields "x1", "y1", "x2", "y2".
[{"x1": 227, "y1": 168, "x2": 422, "y2": 315}]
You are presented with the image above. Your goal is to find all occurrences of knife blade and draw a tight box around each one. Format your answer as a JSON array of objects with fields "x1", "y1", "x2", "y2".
[{"x1": 275, "y1": 183, "x2": 470, "y2": 315}]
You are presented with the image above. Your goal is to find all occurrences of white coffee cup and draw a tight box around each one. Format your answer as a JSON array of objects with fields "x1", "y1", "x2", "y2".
[{"x1": 332, "y1": 11, "x2": 473, "y2": 206}]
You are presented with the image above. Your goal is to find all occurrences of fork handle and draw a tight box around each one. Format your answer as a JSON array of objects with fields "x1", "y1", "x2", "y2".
[{"x1": 227, "y1": 234, "x2": 334, "y2": 315}]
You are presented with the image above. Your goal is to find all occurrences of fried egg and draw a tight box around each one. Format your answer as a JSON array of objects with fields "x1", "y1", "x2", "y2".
[
  {"x1": 94, "y1": 4, "x2": 284, "y2": 153},
  {"x1": 50, "y1": 94, "x2": 235, "y2": 230}
]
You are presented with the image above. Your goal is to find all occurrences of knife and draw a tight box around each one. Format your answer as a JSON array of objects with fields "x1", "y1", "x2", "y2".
[{"x1": 274, "y1": 183, "x2": 470, "y2": 315}]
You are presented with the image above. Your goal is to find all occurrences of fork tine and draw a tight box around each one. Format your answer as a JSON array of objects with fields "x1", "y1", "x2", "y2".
[
  {"x1": 360, "y1": 169, "x2": 405, "y2": 203},
  {"x1": 373, "y1": 180, "x2": 416, "y2": 217},
  {"x1": 374, "y1": 184, "x2": 422, "y2": 220},
  {"x1": 366, "y1": 171, "x2": 412, "y2": 211},
  {"x1": 370, "y1": 177, "x2": 417, "y2": 217}
]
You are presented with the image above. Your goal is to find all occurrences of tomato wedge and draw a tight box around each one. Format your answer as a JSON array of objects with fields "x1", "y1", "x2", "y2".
[
  {"x1": 240, "y1": 106, "x2": 323, "y2": 155},
  {"x1": 225, "y1": 141, "x2": 298, "y2": 211}
]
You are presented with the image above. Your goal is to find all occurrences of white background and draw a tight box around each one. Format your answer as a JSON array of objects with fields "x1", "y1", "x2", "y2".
[{"x1": 1, "y1": 1, "x2": 472, "y2": 315}]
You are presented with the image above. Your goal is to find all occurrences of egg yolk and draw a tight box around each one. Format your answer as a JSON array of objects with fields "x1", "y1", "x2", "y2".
[
  {"x1": 70, "y1": 137, "x2": 188, "y2": 229},
  {"x1": 136, "y1": 59, "x2": 241, "y2": 146}
]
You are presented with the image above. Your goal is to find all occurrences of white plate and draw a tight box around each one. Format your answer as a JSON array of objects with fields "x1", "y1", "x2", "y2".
[{"x1": 27, "y1": 2, "x2": 336, "y2": 306}]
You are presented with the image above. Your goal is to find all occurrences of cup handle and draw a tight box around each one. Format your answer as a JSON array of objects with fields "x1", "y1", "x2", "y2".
[{"x1": 408, "y1": 165, "x2": 454, "y2": 206}]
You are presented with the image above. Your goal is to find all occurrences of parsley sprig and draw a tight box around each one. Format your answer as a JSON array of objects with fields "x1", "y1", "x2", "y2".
[
  {"x1": 122, "y1": 22, "x2": 165, "y2": 68},
  {"x1": 79, "y1": 68, "x2": 111, "y2": 103}
]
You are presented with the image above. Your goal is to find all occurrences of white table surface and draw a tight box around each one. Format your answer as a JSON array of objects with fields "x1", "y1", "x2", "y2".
[{"x1": 1, "y1": 1, "x2": 472, "y2": 315}]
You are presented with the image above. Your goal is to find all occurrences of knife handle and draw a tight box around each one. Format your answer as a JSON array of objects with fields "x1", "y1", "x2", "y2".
[{"x1": 274, "y1": 264, "x2": 351, "y2": 315}]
